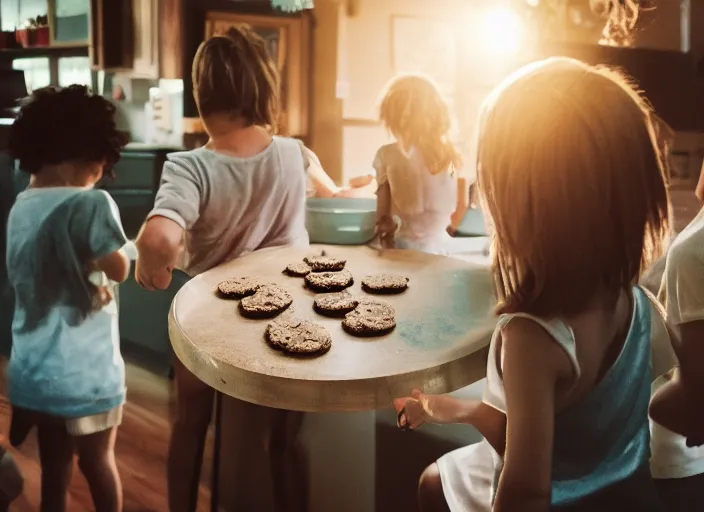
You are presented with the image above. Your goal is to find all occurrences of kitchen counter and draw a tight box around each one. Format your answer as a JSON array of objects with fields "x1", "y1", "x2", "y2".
[{"x1": 124, "y1": 142, "x2": 185, "y2": 152}]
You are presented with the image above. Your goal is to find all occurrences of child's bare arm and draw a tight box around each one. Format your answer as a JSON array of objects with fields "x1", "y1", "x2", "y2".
[
  {"x1": 376, "y1": 183, "x2": 395, "y2": 247},
  {"x1": 303, "y1": 146, "x2": 340, "y2": 198},
  {"x1": 493, "y1": 319, "x2": 564, "y2": 512},
  {"x1": 96, "y1": 249, "x2": 130, "y2": 283},
  {"x1": 135, "y1": 216, "x2": 183, "y2": 291},
  {"x1": 650, "y1": 320, "x2": 704, "y2": 442},
  {"x1": 696, "y1": 160, "x2": 704, "y2": 203},
  {"x1": 395, "y1": 391, "x2": 507, "y2": 454},
  {"x1": 136, "y1": 159, "x2": 202, "y2": 290},
  {"x1": 449, "y1": 176, "x2": 469, "y2": 233}
]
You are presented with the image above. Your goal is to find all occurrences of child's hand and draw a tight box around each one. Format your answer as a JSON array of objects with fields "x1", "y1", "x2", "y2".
[{"x1": 394, "y1": 389, "x2": 432, "y2": 430}]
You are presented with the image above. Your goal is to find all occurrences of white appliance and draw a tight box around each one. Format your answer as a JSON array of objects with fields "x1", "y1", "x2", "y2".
[{"x1": 145, "y1": 79, "x2": 184, "y2": 147}]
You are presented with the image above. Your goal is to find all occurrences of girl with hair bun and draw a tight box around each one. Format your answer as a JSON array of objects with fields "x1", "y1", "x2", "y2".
[{"x1": 136, "y1": 25, "x2": 314, "y2": 512}]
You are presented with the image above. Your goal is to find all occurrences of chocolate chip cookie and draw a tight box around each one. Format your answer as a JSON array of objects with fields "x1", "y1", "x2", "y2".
[
  {"x1": 284, "y1": 261, "x2": 313, "y2": 277},
  {"x1": 305, "y1": 269, "x2": 354, "y2": 293},
  {"x1": 217, "y1": 277, "x2": 262, "y2": 299},
  {"x1": 239, "y1": 284, "x2": 293, "y2": 319},
  {"x1": 303, "y1": 255, "x2": 347, "y2": 272},
  {"x1": 342, "y1": 300, "x2": 396, "y2": 337},
  {"x1": 313, "y1": 292, "x2": 360, "y2": 317},
  {"x1": 361, "y1": 274, "x2": 409, "y2": 295},
  {"x1": 266, "y1": 317, "x2": 332, "y2": 355}
]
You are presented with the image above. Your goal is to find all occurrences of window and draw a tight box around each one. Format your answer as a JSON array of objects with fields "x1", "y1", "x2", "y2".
[
  {"x1": 11, "y1": 54, "x2": 94, "y2": 93},
  {"x1": 12, "y1": 57, "x2": 51, "y2": 93},
  {"x1": 58, "y1": 56, "x2": 91, "y2": 87}
]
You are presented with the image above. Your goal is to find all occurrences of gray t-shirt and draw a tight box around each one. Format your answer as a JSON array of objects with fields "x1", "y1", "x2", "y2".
[{"x1": 149, "y1": 136, "x2": 309, "y2": 276}]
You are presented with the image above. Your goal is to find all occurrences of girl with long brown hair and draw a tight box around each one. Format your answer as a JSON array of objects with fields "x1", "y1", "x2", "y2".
[{"x1": 394, "y1": 57, "x2": 670, "y2": 511}]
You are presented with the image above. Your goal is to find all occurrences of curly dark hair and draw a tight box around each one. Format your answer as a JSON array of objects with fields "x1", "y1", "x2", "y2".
[{"x1": 9, "y1": 85, "x2": 127, "y2": 176}]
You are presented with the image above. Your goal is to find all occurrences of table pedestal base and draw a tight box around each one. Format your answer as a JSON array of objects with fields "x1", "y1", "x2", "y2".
[
  {"x1": 214, "y1": 393, "x2": 376, "y2": 512},
  {"x1": 300, "y1": 411, "x2": 376, "y2": 512}
]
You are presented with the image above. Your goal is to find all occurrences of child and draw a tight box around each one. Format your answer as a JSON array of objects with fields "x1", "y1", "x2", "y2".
[
  {"x1": 394, "y1": 57, "x2": 670, "y2": 511},
  {"x1": 135, "y1": 25, "x2": 315, "y2": 512},
  {"x1": 374, "y1": 74, "x2": 468, "y2": 253},
  {"x1": 6, "y1": 85, "x2": 130, "y2": 511},
  {"x1": 646, "y1": 178, "x2": 704, "y2": 510}
]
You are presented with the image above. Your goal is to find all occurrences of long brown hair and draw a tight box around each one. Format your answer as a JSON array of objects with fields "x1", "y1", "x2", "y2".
[
  {"x1": 192, "y1": 25, "x2": 280, "y2": 130},
  {"x1": 477, "y1": 57, "x2": 669, "y2": 317},
  {"x1": 379, "y1": 74, "x2": 462, "y2": 174}
]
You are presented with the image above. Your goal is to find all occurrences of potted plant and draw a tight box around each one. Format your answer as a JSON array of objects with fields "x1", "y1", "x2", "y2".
[
  {"x1": 15, "y1": 15, "x2": 49, "y2": 48},
  {"x1": 14, "y1": 20, "x2": 32, "y2": 48},
  {"x1": 34, "y1": 15, "x2": 50, "y2": 47}
]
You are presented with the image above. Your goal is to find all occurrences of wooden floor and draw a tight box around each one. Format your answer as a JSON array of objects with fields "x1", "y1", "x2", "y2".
[{"x1": 0, "y1": 362, "x2": 213, "y2": 512}]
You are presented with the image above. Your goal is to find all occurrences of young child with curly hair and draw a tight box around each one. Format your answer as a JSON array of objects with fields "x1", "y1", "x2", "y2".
[{"x1": 6, "y1": 85, "x2": 130, "y2": 512}]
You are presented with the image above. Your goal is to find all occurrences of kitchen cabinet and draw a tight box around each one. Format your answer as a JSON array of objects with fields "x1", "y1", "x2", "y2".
[
  {"x1": 128, "y1": 0, "x2": 182, "y2": 79},
  {"x1": 130, "y1": 0, "x2": 159, "y2": 78},
  {"x1": 89, "y1": 0, "x2": 182, "y2": 78},
  {"x1": 89, "y1": 0, "x2": 133, "y2": 70},
  {"x1": 51, "y1": 0, "x2": 90, "y2": 44}
]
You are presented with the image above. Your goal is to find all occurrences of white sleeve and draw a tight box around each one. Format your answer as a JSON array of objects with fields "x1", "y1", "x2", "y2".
[{"x1": 662, "y1": 242, "x2": 704, "y2": 325}]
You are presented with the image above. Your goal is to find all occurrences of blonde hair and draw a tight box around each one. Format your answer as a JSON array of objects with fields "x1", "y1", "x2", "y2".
[
  {"x1": 379, "y1": 74, "x2": 462, "y2": 174},
  {"x1": 192, "y1": 25, "x2": 280, "y2": 130},
  {"x1": 477, "y1": 57, "x2": 669, "y2": 317}
]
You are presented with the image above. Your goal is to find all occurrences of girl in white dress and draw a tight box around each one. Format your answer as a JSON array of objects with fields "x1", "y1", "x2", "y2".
[
  {"x1": 394, "y1": 57, "x2": 671, "y2": 511},
  {"x1": 373, "y1": 74, "x2": 469, "y2": 254}
]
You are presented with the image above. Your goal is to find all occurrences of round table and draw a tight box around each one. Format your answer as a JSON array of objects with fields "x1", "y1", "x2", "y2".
[{"x1": 169, "y1": 244, "x2": 496, "y2": 512}]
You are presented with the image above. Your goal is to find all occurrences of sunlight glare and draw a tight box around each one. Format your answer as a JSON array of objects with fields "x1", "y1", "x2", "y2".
[{"x1": 478, "y1": 6, "x2": 524, "y2": 56}]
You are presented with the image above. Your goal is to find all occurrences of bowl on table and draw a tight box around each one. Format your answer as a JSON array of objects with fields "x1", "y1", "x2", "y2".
[{"x1": 306, "y1": 197, "x2": 377, "y2": 245}]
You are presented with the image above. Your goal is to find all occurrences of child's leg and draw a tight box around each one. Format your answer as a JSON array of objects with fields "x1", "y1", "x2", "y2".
[
  {"x1": 35, "y1": 416, "x2": 75, "y2": 512},
  {"x1": 270, "y1": 410, "x2": 308, "y2": 512},
  {"x1": 654, "y1": 473, "x2": 704, "y2": 512},
  {"x1": 0, "y1": 447, "x2": 23, "y2": 510},
  {"x1": 418, "y1": 463, "x2": 451, "y2": 512},
  {"x1": 0, "y1": 356, "x2": 23, "y2": 509},
  {"x1": 168, "y1": 356, "x2": 215, "y2": 512},
  {"x1": 74, "y1": 426, "x2": 121, "y2": 512}
]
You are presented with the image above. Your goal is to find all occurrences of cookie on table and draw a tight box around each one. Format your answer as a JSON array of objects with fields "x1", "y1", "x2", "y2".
[
  {"x1": 361, "y1": 274, "x2": 409, "y2": 295},
  {"x1": 342, "y1": 300, "x2": 396, "y2": 337},
  {"x1": 239, "y1": 284, "x2": 293, "y2": 319},
  {"x1": 304, "y1": 255, "x2": 347, "y2": 272},
  {"x1": 304, "y1": 269, "x2": 354, "y2": 293},
  {"x1": 313, "y1": 292, "x2": 359, "y2": 317},
  {"x1": 217, "y1": 277, "x2": 262, "y2": 299},
  {"x1": 284, "y1": 261, "x2": 313, "y2": 277},
  {"x1": 266, "y1": 317, "x2": 332, "y2": 355}
]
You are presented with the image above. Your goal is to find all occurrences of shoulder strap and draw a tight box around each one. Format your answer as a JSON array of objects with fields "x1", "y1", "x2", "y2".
[
  {"x1": 503, "y1": 313, "x2": 579, "y2": 364},
  {"x1": 638, "y1": 286, "x2": 678, "y2": 380},
  {"x1": 483, "y1": 313, "x2": 580, "y2": 413},
  {"x1": 494, "y1": 313, "x2": 581, "y2": 381}
]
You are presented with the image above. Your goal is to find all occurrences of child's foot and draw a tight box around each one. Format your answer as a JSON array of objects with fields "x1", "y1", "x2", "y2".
[{"x1": 0, "y1": 448, "x2": 23, "y2": 506}]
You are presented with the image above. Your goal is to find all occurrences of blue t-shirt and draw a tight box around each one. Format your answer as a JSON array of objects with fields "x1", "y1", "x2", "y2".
[{"x1": 6, "y1": 187, "x2": 128, "y2": 417}]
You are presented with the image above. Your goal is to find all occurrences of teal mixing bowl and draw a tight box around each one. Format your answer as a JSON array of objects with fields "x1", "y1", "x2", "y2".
[{"x1": 306, "y1": 197, "x2": 377, "y2": 245}]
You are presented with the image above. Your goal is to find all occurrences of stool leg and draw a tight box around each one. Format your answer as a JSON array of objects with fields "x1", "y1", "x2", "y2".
[{"x1": 211, "y1": 391, "x2": 222, "y2": 512}]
